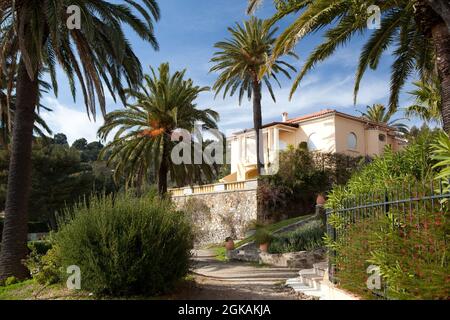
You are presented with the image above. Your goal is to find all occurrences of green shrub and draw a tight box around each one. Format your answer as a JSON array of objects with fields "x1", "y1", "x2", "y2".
[
  {"x1": 326, "y1": 209, "x2": 449, "y2": 300},
  {"x1": 53, "y1": 193, "x2": 193, "y2": 297},
  {"x1": 4, "y1": 276, "x2": 18, "y2": 286},
  {"x1": 269, "y1": 220, "x2": 325, "y2": 254},
  {"x1": 26, "y1": 245, "x2": 62, "y2": 286},
  {"x1": 254, "y1": 227, "x2": 272, "y2": 245},
  {"x1": 326, "y1": 130, "x2": 438, "y2": 210},
  {"x1": 260, "y1": 144, "x2": 362, "y2": 219},
  {"x1": 28, "y1": 241, "x2": 52, "y2": 256}
]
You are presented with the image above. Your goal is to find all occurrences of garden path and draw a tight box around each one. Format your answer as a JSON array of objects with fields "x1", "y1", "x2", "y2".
[{"x1": 165, "y1": 249, "x2": 310, "y2": 300}]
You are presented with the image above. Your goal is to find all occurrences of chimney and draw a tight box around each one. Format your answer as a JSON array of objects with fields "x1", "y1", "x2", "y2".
[{"x1": 282, "y1": 112, "x2": 288, "y2": 122}]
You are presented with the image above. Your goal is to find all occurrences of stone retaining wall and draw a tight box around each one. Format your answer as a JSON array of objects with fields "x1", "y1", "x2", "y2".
[
  {"x1": 259, "y1": 248, "x2": 326, "y2": 268},
  {"x1": 172, "y1": 188, "x2": 258, "y2": 246}
]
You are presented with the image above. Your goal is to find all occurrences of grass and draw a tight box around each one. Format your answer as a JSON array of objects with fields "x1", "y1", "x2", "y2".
[
  {"x1": 235, "y1": 214, "x2": 313, "y2": 248},
  {"x1": 0, "y1": 280, "x2": 35, "y2": 300},
  {"x1": 0, "y1": 279, "x2": 93, "y2": 300},
  {"x1": 0, "y1": 276, "x2": 199, "y2": 300},
  {"x1": 213, "y1": 246, "x2": 227, "y2": 261},
  {"x1": 203, "y1": 244, "x2": 228, "y2": 262}
]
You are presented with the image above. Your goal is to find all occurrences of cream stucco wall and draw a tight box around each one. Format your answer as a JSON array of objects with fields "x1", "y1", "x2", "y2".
[
  {"x1": 297, "y1": 116, "x2": 336, "y2": 153},
  {"x1": 334, "y1": 115, "x2": 367, "y2": 156}
]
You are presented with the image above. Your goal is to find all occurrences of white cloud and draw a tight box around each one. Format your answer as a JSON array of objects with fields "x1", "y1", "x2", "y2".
[
  {"x1": 41, "y1": 97, "x2": 104, "y2": 145},
  {"x1": 203, "y1": 73, "x2": 391, "y2": 131}
]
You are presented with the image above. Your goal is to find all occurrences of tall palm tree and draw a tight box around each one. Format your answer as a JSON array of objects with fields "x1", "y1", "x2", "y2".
[
  {"x1": 359, "y1": 104, "x2": 409, "y2": 134},
  {"x1": 0, "y1": 70, "x2": 53, "y2": 147},
  {"x1": 0, "y1": 0, "x2": 160, "y2": 280},
  {"x1": 406, "y1": 77, "x2": 442, "y2": 124},
  {"x1": 248, "y1": 0, "x2": 450, "y2": 132},
  {"x1": 98, "y1": 63, "x2": 220, "y2": 196},
  {"x1": 210, "y1": 17, "x2": 297, "y2": 174}
]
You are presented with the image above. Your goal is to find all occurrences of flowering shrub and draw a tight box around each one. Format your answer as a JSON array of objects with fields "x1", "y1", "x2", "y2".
[{"x1": 326, "y1": 209, "x2": 449, "y2": 300}]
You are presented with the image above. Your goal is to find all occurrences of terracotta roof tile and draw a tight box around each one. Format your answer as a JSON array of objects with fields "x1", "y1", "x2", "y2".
[{"x1": 286, "y1": 109, "x2": 335, "y2": 123}]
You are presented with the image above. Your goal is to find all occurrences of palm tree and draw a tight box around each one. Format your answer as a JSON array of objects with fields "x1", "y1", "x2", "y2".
[
  {"x1": 0, "y1": 0, "x2": 160, "y2": 280},
  {"x1": 247, "y1": 0, "x2": 450, "y2": 132},
  {"x1": 98, "y1": 63, "x2": 220, "y2": 196},
  {"x1": 359, "y1": 104, "x2": 409, "y2": 134},
  {"x1": 406, "y1": 77, "x2": 442, "y2": 124},
  {"x1": 210, "y1": 17, "x2": 297, "y2": 174},
  {"x1": 0, "y1": 71, "x2": 53, "y2": 147}
]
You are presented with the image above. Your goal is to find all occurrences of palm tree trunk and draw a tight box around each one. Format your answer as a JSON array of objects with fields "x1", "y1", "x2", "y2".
[
  {"x1": 432, "y1": 22, "x2": 450, "y2": 132},
  {"x1": 158, "y1": 136, "x2": 169, "y2": 196},
  {"x1": 252, "y1": 80, "x2": 263, "y2": 175},
  {"x1": 0, "y1": 59, "x2": 39, "y2": 281},
  {"x1": 427, "y1": 0, "x2": 450, "y2": 30}
]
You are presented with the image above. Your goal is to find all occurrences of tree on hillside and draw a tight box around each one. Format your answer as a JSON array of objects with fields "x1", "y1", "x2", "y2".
[
  {"x1": 98, "y1": 63, "x2": 220, "y2": 195},
  {"x1": 0, "y1": 138, "x2": 116, "y2": 224},
  {"x1": 0, "y1": 0, "x2": 160, "y2": 280},
  {"x1": 53, "y1": 133, "x2": 68, "y2": 146},
  {"x1": 210, "y1": 17, "x2": 297, "y2": 174},
  {"x1": 247, "y1": 0, "x2": 450, "y2": 132},
  {"x1": 72, "y1": 138, "x2": 88, "y2": 151}
]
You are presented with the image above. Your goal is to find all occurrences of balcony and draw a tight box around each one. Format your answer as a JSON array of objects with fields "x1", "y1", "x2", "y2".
[{"x1": 169, "y1": 179, "x2": 258, "y2": 197}]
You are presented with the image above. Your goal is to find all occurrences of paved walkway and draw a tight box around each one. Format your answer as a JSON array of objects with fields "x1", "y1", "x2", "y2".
[{"x1": 169, "y1": 249, "x2": 309, "y2": 300}]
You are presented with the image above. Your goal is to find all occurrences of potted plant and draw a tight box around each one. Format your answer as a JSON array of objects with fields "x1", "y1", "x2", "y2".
[
  {"x1": 244, "y1": 220, "x2": 262, "y2": 238},
  {"x1": 254, "y1": 227, "x2": 272, "y2": 252},
  {"x1": 225, "y1": 237, "x2": 235, "y2": 251},
  {"x1": 316, "y1": 193, "x2": 326, "y2": 206}
]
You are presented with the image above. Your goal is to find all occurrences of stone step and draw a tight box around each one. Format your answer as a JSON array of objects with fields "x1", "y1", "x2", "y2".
[
  {"x1": 298, "y1": 268, "x2": 315, "y2": 276},
  {"x1": 299, "y1": 273, "x2": 324, "y2": 290},
  {"x1": 313, "y1": 261, "x2": 328, "y2": 277},
  {"x1": 286, "y1": 278, "x2": 323, "y2": 297}
]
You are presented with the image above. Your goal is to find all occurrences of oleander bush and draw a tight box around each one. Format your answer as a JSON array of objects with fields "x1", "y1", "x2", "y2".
[
  {"x1": 325, "y1": 210, "x2": 449, "y2": 300},
  {"x1": 325, "y1": 130, "x2": 449, "y2": 299},
  {"x1": 269, "y1": 220, "x2": 325, "y2": 254},
  {"x1": 52, "y1": 193, "x2": 194, "y2": 296}
]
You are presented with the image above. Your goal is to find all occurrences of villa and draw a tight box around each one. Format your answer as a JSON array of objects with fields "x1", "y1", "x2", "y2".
[{"x1": 224, "y1": 109, "x2": 406, "y2": 182}]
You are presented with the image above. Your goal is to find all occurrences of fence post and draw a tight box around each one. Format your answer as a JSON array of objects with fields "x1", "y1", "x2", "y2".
[
  {"x1": 383, "y1": 190, "x2": 389, "y2": 215},
  {"x1": 325, "y1": 208, "x2": 336, "y2": 284}
]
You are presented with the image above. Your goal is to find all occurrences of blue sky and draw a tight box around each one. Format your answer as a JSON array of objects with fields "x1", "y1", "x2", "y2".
[{"x1": 41, "y1": 0, "x2": 420, "y2": 144}]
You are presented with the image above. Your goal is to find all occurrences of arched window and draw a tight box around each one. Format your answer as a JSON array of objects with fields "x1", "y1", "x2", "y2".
[
  {"x1": 347, "y1": 132, "x2": 357, "y2": 149},
  {"x1": 307, "y1": 133, "x2": 319, "y2": 151}
]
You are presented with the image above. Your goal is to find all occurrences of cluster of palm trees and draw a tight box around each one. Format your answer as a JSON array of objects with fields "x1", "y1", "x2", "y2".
[{"x1": 0, "y1": 0, "x2": 449, "y2": 282}]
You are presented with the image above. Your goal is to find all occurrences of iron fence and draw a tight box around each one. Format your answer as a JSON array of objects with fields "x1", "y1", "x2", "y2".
[{"x1": 326, "y1": 179, "x2": 450, "y2": 299}]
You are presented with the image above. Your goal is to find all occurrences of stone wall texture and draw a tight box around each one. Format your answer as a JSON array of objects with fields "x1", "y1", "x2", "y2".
[{"x1": 172, "y1": 189, "x2": 258, "y2": 246}]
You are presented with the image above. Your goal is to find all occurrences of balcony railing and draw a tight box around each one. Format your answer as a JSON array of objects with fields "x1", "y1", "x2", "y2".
[{"x1": 169, "y1": 179, "x2": 258, "y2": 197}]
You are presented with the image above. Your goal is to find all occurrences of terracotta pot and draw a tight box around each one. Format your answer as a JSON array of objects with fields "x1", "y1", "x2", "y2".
[
  {"x1": 316, "y1": 194, "x2": 326, "y2": 205},
  {"x1": 225, "y1": 240, "x2": 235, "y2": 251},
  {"x1": 259, "y1": 242, "x2": 269, "y2": 252}
]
